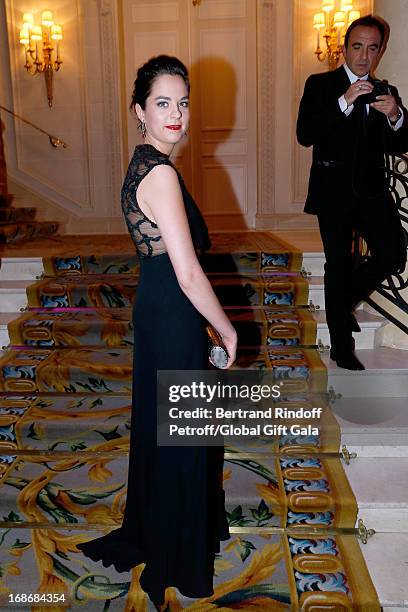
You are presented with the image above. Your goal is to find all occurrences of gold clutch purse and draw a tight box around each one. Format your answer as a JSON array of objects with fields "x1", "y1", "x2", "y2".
[{"x1": 206, "y1": 325, "x2": 229, "y2": 369}]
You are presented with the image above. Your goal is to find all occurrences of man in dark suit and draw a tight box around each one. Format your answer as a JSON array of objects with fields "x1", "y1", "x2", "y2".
[{"x1": 297, "y1": 14, "x2": 407, "y2": 370}]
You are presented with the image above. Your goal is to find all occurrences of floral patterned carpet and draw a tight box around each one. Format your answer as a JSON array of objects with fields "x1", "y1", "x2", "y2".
[{"x1": 0, "y1": 232, "x2": 379, "y2": 610}]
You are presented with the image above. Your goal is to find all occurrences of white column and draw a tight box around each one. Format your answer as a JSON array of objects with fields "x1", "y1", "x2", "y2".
[
  {"x1": 374, "y1": 0, "x2": 408, "y2": 102},
  {"x1": 372, "y1": 1, "x2": 408, "y2": 348}
]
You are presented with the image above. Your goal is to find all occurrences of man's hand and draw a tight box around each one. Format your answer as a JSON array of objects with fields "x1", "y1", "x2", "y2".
[
  {"x1": 370, "y1": 95, "x2": 399, "y2": 121},
  {"x1": 344, "y1": 80, "x2": 373, "y2": 106}
]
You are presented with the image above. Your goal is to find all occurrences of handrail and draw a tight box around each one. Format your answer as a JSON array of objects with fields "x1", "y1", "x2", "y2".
[
  {"x1": 0, "y1": 105, "x2": 68, "y2": 148},
  {"x1": 355, "y1": 151, "x2": 408, "y2": 334}
]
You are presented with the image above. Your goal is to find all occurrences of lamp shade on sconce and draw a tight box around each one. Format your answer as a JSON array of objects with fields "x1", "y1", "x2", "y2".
[
  {"x1": 348, "y1": 10, "x2": 361, "y2": 24},
  {"x1": 340, "y1": 0, "x2": 353, "y2": 11},
  {"x1": 51, "y1": 25, "x2": 62, "y2": 41},
  {"x1": 19, "y1": 28, "x2": 29, "y2": 45},
  {"x1": 322, "y1": 0, "x2": 335, "y2": 12},
  {"x1": 18, "y1": 8, "x2": 63, "y2": 106},
  {"x1": 313, "y1": 13, "x2": 325, "y2": 28},
  {"x1": 313, "y1": 1, "x2": 363, "y2": 70},
  {"x1": 333, "y1": 11, "x2": 346, "y2": 27},
  {"x1": 41, "y1": 10, "x2": 54, "y2": 27},
  {"x1": 22, "y1": 13, "x2": 34, "y2": 29},
  {"x1": 30, "y1": 25, "x2": 42, "y2": 41}
]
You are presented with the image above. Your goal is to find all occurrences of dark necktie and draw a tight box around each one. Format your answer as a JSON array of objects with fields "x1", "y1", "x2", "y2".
[
  {"x1": 355, "y1": 80, "x2": 368, "y2": 142},
  {"x1": 357, "y1": 79, "x2": 368, "y2": 120},
  {"x1": 353, "y1": 80, "x2": 370, "y2": 194}
]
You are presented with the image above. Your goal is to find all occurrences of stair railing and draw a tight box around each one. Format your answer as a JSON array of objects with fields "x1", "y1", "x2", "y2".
[
  {"x1": 0, "y1": 105, "x2": 68, "y2": 148},
  {"x1": 354, "y1": 152, "x2": 408, "y2": 334}
]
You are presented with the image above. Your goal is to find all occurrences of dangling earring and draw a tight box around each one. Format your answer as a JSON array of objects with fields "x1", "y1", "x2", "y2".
[
  {"x1": 139, "y1": 121, "x2": 146, "y2": 138},
  {"x1": 184, "y1": 127, "x2": 189, "y2": 138}
]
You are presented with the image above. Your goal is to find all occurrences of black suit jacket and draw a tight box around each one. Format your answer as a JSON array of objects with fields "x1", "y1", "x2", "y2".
[{"x1": 297, "y1": 65, "x2": 408, "y2": 214}]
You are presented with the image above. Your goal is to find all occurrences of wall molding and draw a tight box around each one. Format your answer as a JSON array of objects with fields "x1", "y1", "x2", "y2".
[
  {"x1": 2, "y1": 0, "x2": 124, "y2": 223},
  {"x1": 256, "y1": 0, "x2": 276, "y2": 218},
  {"x1": 98, "y1": 0, "x2": 125, "y2": 217}
]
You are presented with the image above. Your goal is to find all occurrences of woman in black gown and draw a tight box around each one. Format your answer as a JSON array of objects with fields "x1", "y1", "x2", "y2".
[{"x1": 77, "y1": 56, "x2": 237, "y2": 610}]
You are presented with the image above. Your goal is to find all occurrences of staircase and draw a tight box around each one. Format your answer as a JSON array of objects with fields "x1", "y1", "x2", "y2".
[
  {"x1": 0, "y1": 105, "x2": 63, "y2": 246},
  {"x1": 303, "y1": 250, "x2": 408, "y2": 611},
  {"x1": 0, "y1": 194, "x2": 59, "y2": 245},
  {"x1": 0, "y1": 238, "x2": 406, "y2": 609}
]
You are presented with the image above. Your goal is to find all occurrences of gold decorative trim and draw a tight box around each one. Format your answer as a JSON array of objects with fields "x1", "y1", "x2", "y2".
[
  {"x1": 0, "y1": 522, "x2": 372, "y2": 535},
  {"x1": 0, "y1": 449, "x2": 348, "y2": 459}
]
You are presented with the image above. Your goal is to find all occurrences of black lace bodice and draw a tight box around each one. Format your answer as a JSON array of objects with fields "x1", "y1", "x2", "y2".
[{"x1": 121, "y1": 144, "x2": 210, "y2": 258}]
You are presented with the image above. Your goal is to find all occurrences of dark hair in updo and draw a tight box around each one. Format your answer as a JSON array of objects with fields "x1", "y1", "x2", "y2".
[{"x1": 129, "y1": 55, "x2": 190, "y2": 112}]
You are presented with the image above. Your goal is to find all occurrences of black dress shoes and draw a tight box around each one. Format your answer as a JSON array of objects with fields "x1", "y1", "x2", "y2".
[{"x1": 329, "y1": 347, "x2": 365, "y2": 370}]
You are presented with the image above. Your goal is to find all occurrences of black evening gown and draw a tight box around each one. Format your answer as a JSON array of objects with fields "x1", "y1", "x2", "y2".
[{"x1": 77, "y1": 144, "x2": 230, "y2": 604}]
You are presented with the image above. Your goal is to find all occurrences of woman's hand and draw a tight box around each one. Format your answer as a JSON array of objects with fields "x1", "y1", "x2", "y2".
[{"x1": 221, "y1": 327, "x2": 237, "y2": 369}]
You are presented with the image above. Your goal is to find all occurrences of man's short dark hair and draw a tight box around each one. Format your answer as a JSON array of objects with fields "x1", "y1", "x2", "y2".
[{"x1": 344, "y1": 14, "x2": 386, "y2": 49}]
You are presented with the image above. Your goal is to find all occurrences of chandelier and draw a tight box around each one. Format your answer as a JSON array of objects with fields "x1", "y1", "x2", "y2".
[
  {"x1": 19, "y1": 10, "x2": 63, "y2": 107},
  {"x1": 313, "y1": 1, "x2": 360, "y2": 70}
]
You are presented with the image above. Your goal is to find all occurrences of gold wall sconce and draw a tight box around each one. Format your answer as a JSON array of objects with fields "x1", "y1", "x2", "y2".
[
  {"x1": 19, "y1": 10, "x2": 63, "y2": 107},
  {"x1": 313, "y1": 1, "x2": 360, "y2": 70}
]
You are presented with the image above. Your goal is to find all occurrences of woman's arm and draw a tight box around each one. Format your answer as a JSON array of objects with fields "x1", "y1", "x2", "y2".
[{"x1": 137, "y1": 163, "x2": 237, "y2": 367}]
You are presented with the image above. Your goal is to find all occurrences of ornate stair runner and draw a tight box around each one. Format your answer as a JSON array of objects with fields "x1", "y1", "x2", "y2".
[
  {"x1": 0, "y1": 195, "x2": 59, "y2": 246},
  {"x1": 0, "y1": 232, "x2": 380, "y2": 610},
  {"x1": 1, "y1": 110, "x2": 59, "y2": 246}
]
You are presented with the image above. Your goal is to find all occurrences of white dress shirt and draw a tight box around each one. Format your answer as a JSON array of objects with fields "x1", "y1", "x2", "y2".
[{"x1": 338, "y1": 63, "x2": 403, "y2": 131}]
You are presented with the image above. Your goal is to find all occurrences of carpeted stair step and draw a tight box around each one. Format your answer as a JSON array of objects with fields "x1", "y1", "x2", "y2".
[
  {"x1": 0, "y1": 231, "x2": 385, "y2": 609},
  {"x1": 7, "y1": 307, "x2": 317, "y2": 348},
  {"x1": 0, "y1": 393, "x2": 340, "y2": 454},
  {"x1": 0, "y1": 528, "x2": 379, "y2": 610},
  {"x1": 0, "y1": 221, "x2": 59, "y2": 245},
  {"x1": 204, "y1": 231, "x2": 303, "y2": 273},
  {"x1": 26, "y1": 273, "x2": 309, "y2": 308},
  {"x1": 0, "y1": 394, "x2": 131, "y2": 453},
  {"x1": 41, "y1": 231, "x2": 303, "y2": 276},
  {"x1": 0, "y1": 347, "x2": 327, "y2": 394},
  {"x1": 0, "y1": 450, "x2": 356, "y2": 530},
  {"x1": 7, "y1": 309, "x2": 134, "y2": 348},
  {"x1": 0, "y1": 347, "x2": 133, "y2": 394},
  {"x1": 211, "y1": 274, "x2": 309, "y2": 307},
  {"x1": 0, "y1": 389, "x2": 354, "y2": 531},
  {"x1": 0, "y1": 207, "x2": 36, "y2": 224}
]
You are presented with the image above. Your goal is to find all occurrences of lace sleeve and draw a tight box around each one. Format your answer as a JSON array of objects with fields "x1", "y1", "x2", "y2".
[{"x1": 120, "y1": 145, "x2": 172, "y2": 258}]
